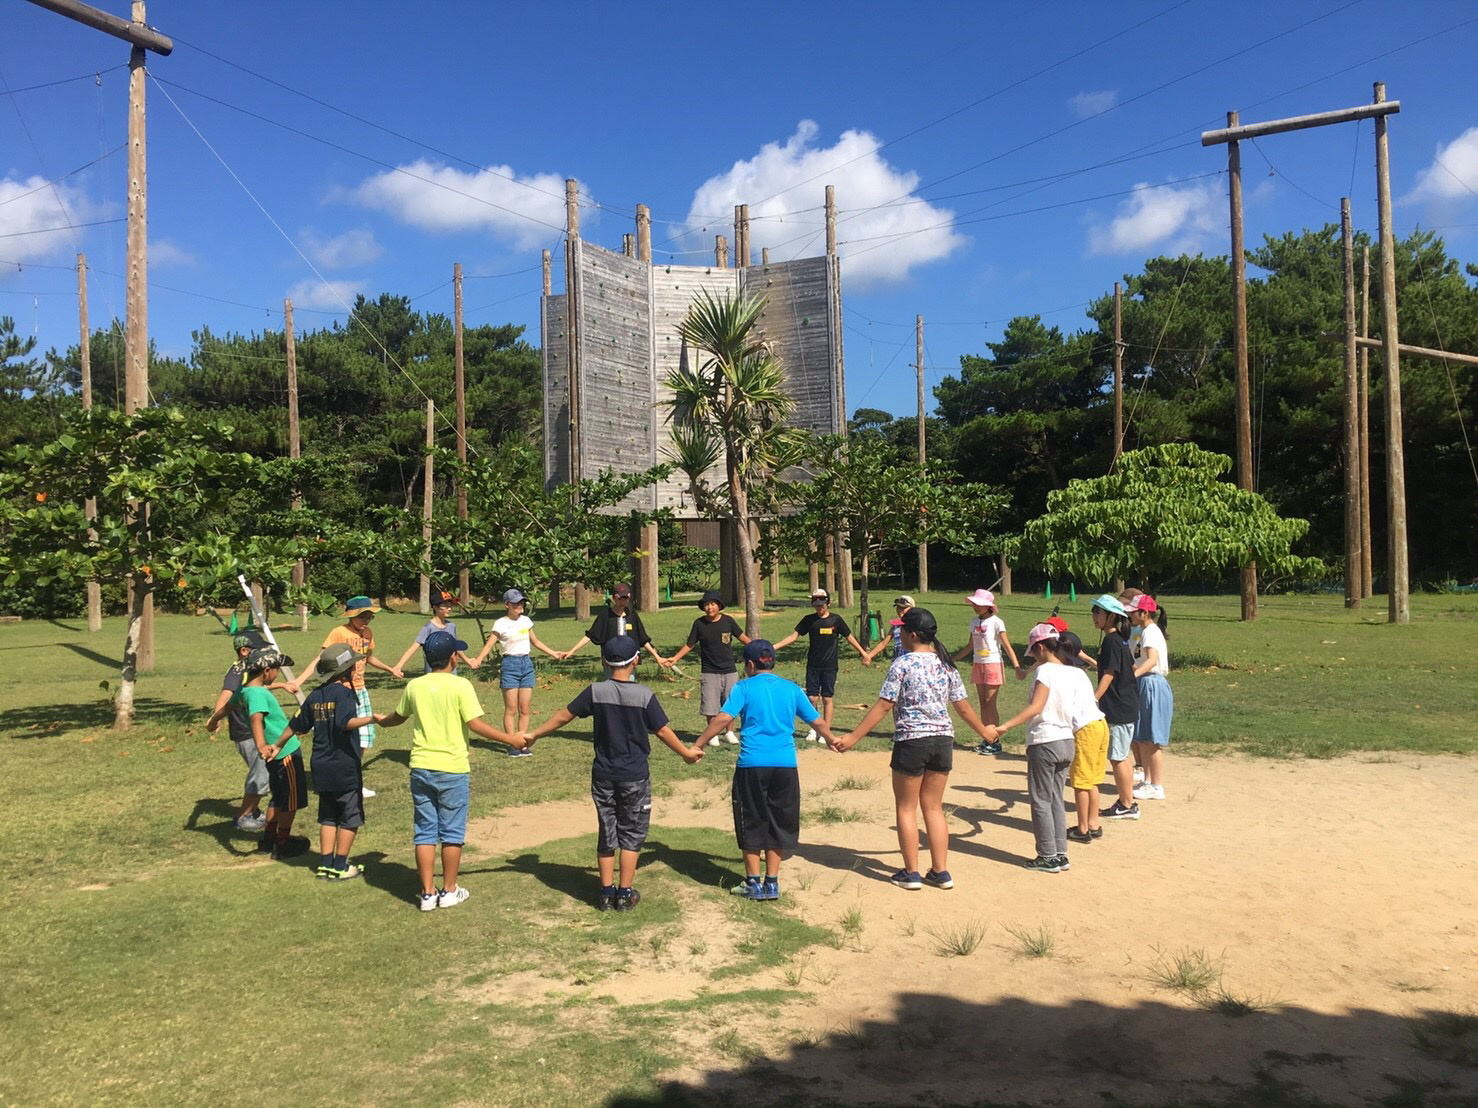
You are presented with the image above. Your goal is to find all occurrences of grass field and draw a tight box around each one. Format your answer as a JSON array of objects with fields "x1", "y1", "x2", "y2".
[{"x1": 1, "y1": 589, "x2": 1474, "y2": 1105}]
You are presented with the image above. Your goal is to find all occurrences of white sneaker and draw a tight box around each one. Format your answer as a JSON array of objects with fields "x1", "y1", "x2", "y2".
[
  {"x1": 1132, "y1": 782, "x2": 1163, "y2": 800},
  {"x1": 361, "y1": 786, "x2": 376, "y2": 798},
  {"x1": 1132, "y1": 766, "x2": 1145, "y2": 785},
  {"x1": 438, "y1": 885, "x2": 470, "y2": 909},
  {"x1": 707, "y1": 736, "x2": 722, "y2": 748},
  {"x1": 725, "y1": 730, "x2": 740, "y2": 745},
  {"x1": 804, "y1": 728, "x2": 818, "y2": 743},
  {"x1": 418, "y1": 892, "x2": 439, "y2": 912}
]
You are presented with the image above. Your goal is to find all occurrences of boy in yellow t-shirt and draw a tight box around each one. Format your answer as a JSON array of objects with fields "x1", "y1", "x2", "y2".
[{"x1": 375, "y1": 631, "x2": 528, "y2": 911}]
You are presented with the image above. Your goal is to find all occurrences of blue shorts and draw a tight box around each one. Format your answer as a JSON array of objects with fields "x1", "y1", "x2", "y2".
[
  {"x1": 1107, "y1": 722, "x2": 1136, "y2": 762},
  {"x1": 500, "y1": 654, "x2": 535, "y2": 690},
  {"x1": 410, "y1": 768, "x2": 469, "y2": 845},
  {"x1": 1135, "y1": 674, "x2": 1174, "y2": 747}
]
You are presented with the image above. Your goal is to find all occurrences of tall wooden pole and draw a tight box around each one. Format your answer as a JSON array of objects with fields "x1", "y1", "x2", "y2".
[
  {"x1": 127, "y1": 0, "x2": 154, "y2": 668},
  {"x1": 1359, "y1": 245, "x2": 1373, "y2": 597},
  {"x1": 1340, "y1": 199, "x2": 1363, "y2": 607},
  {"x1": 825, "y1": 184, "x2": 853, "y2": 607},
  {"x1": 565, "y1": 179, "x2": 589, "y2": 622},
  {"x1": 715, "y1": 234, "x2": 728, "y2": 268},
  {"x1": 1113, "y1": 280, "x2": 1124, "y2": 462},
  {"x1": 762, "y1": 248, "x2": 770, "y2": 266},
  {"x1": 622, "y1": 234, "x2": 634, "y2": 257},
  {"x1": 421, "y1": 399, "x2": 434, "y2": 613},
  {"x1": 78, "y1": 253, "x2": 102, "y2": 632},
  {"x1": 285, "y1": 298, "x2": 307, "y2": 631},
  {"x1": 1374, "y1": 82, "x2": 1408, "y2": 625},
  {"x1": 1226, "y1": 111, "x2": 1258, "y2": 621},
  {"x1": 916, "y1": 314, "x2": 928, "y2": 593},
  {"x1": 542, "y1": 248, "x2": 558, "y2": 612},
  {"x1": 453, "y1": 262, "x2": 468, "y2": 602},
  {"x1": 635, "y1": 205, "x2": 659, "y2": 613}
]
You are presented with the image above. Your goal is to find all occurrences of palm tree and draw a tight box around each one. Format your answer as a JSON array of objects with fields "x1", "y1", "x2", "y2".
[{"x1": 665, "y1": 290, "x2": 796, "y2": 635}]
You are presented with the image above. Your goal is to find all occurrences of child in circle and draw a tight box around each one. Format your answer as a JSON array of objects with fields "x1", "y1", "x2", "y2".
[
  {"x1": 772, "y1": 588, "x2": 870, "y2": 743},
  {"x1": 475, "y1": 588, "x2": 561, "y2": 758},
  {"x1": 392, "y1": 591, "x2": 476, "y2": 677},
  {"x1": 1128, "y1": 595, "x2": 1173, "y2": 801},
  {"x1": 663, "y1": 589, "x2": 750, "y2": 748},
  {"x1": 1090, "y1": 594, "x2": 1141, "y2": 821},
  {"x1": 834, "y1": 608, "x2": 995, "y2": 892},
  {"x1": 1056, "y1": 631, "x2": 1109, "y2": 844},
  {"x1": 952, "y1": 588, "x2": 1024, "y2": 753},
  {"x1": 237, "y1": 648, "x2": 311, "y2": 860}
]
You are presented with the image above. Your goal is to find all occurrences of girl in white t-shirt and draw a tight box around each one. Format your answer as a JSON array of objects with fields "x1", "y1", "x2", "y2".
[
  {"x1": 1127, "y1": 594, "x2": 1173, "y2": 801},
  {"x1": 474, "y1": 588, "x2": 560, "y2": 754},
  {"x1": 951, "y1": 589, "x2": 1024, "y2": 749}
]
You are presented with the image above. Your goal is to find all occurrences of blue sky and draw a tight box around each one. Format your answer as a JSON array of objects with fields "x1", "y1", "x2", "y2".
[{"x1": 4, "y1": 1, "x2": 1477, "y2": 422}]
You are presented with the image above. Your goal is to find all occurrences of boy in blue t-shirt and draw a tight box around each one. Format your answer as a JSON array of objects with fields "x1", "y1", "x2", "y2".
[
  {"x1": 525, "y1": 635, "x2": 701, "y2": 912},
  {"x1": 690, "y1": 639, "x2": 836, "y2": 901}
]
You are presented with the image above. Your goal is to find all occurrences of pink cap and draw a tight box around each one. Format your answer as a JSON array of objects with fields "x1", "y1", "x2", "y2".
[
  {"x1": 1026, "y1": 622, "x2": 1059, "y2": 647},
  {"x1": 1128, "y1": 594, "x2": 1159, "y2": 613},
  {"x1": 965, "y1": 588, "x2": 996, "y2": 608}
]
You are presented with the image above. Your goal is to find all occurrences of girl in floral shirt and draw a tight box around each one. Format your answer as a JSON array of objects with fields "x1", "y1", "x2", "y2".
[{"x1": 834, "y1": 608, "x2": 996, "y2": 892}]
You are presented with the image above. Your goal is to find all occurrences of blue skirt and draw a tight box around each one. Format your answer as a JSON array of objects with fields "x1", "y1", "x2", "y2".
[{"x1": 1135, "y1": 674, "x2": 1173, "y2": 746}]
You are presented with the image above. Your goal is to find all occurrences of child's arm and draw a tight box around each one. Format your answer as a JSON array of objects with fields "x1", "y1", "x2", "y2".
[
  {"x1": 250, "y1": 712, "x2": 275, "y2": 762},
  {"x1": 998, "y1": 630, "x2": 1024, "y2": 671},
  {"x1": 1093, "y1": 671, "x2": 1114, "y2": 700},
  {"x1": 375, "y1": 710, "x2": 408, "y2": 728},
  {"x1": 205, "y1": 688, "x2": 233, "y2": 733},
  {"x1": 1133, "y1": 646, "x2": 1160, "y2": 678},
  {"x1": 654, "y1": 723, "x2": 702, "y2": 764},
  {"x1": 560, "y1": 634, "x2": 591, "y2": 660},
  {"x1": 392, "y1": 642, "x2": 421, "y2": 674},
  {"x1": 949, "y1": 696, "x2": 996, "y2": 742},
  {"x1": 468, "y1": 716, "x2": 527, "y2": 749},
  {"x1": 984, "y1": 680, "x2": 1050, "y2": 742},
  {"x1": 365, "y1": 652, "x2": 399, "y2": 677},
  {"x1": 846, "y1": 633, "x2": 871, "y2": 665},
  {"x1": 834, "y1": 698, "x2": 893, "y2": 752},
  {"x1": 692, "y1": 711, "x2": 732, "y2": 750},
  {"x1": 454, "y1": 649, "x2": 478, "y2": 671},
  {"x1": 771, "y1": 631, "x2": 800, "y2": 650},
  {"x1": 527, "y1": 706, "x2": 577, "y2": 742},
  {"x1": 665, "y1": 642, "x2": 694, "y2": 668},
  {"x1": 528, "y1": 631, "x2": 561, "y2": 660}
]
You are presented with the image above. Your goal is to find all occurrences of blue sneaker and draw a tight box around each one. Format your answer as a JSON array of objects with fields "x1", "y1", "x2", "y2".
[
  {"x1": 923, "y1": 869, "x2": 954, "y2": 889},
  {"x1": 730, "y1": 876, "x2": 762, "y2": 898},
  {"x1": 890, "y1": 869, "x2": 923, "y2": 890},
  {"x1": 977, "y1": 740, "x2": 1003, "y2": 756},
  {"x1": 757, "y1": 876, "x2": 779, "y2": 901}
]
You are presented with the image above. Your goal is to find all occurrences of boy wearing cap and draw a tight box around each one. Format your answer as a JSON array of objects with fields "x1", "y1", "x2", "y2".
[
  {"x1": 559, "y1": 583, "x2": 668, "y2": 667},
  {"x1": 475, "y1": 588, "x2": 561, "y2": 757},
  {"x1": 392, "y1": 591, "x2": 476, "y2": 677},
  {"x1": 663, "y1": 589, "x2": 750, "y2": 748},
  {"x1": 309, "y1": 596, "x2": 399, "y2": 798},
  {"x1": 690, "y1": 640, "x2": 833, "y2": 900},
  {"x1": 235, "y1": 648, "x2": 310, "y2": 859},
  {"x1": 772, "y1": 589, "x2": 869, "y2": 743},
  {"x1": 375, "y1": 630, "x2": 529, "y2": 911},
  {"x1": 525, "y1": 634, "x2": 701, "y2": 912},
  {"x1": 277, "y1": 643, "x2": 378, "y2": 880},
  {"x1": 204, "y1": 629, "x2": 270, "y2": 830}
]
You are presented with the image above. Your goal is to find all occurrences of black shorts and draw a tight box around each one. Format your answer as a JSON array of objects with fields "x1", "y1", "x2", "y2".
[
  {"x1": 731, "y1": 767, "x2": 801, "y2": 853},
  {"x1": 266, "y1": 750, "x2": 306, "y2": 813},
  {"x1": 805, "y1": 666, "x2": 838, "y2": 698},
  {"x1": 591, "y1": 775, "x2": 651, "y2": 853},
  {"x1": 890, "y1": 735, "x2": 954, "y2": 777},
  {"x1": 317, "y1": 788, "x2": 365, "y2": 829}
]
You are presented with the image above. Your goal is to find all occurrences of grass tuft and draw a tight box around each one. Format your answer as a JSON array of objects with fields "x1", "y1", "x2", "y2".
[
  {"x1": 1003, "y1": 922, "x2": 1055, "y2": 959},
  {"x1": 1148, "y1": 946, "x2": 1222, "y2": 994},
  {"x1": 926, "y1": 918, "x2": 988, "y2": 958},
  {"x1": 1409, "y1": 1009, "x2": 1478, "y2": 1066},
  {"x1": 832, "y1": 774, "x2": 878, "y2": 792},
  {"x1": 1200, "y1": 984, "x2": 1281, "y2": 1017},
  {"x1": 811, "y1": 803, "x2": 863, "y2": 824}
]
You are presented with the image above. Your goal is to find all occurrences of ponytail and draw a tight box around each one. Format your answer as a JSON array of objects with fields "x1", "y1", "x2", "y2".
[{"x1": 1157, "y1": 607, "x2": 1169, "y2": 638}]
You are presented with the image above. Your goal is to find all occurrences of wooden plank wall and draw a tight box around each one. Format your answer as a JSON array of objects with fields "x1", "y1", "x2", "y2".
[
  {"x1": 742, "y1": 255, "x2": 841, "y2": 436},
  {"x1": 541, "y1": 293, "x2": 569, "y2": 490}
]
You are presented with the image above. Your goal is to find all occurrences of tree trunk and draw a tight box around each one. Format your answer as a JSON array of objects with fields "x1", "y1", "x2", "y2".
[
  {"x1": 859, "y1": 548, "x2": 872, "y2": 647},
  {"x1": 112, "y1": 581, "x2": 150, "y2": 730},
  {"x1": 726, "y1": 447, "x2": 762, "y2": 637}
]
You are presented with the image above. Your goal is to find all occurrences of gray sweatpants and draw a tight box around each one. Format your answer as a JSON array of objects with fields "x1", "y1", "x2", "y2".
[{"x1": 1027, "y1": 738, "x2": 1074, "y2": 859}]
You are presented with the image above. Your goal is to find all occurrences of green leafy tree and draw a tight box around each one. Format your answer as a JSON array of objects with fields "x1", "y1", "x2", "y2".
[{"x1": 1012, "y1": 443, "x2": 1326, "y2": 596}]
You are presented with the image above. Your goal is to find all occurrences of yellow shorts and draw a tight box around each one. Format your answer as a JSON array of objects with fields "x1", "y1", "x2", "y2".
[{"x1": 1069, "y1": 718, "x2": 1109, "y2": 790}]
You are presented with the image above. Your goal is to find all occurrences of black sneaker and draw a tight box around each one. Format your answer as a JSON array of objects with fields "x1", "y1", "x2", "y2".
[
  {"x1": 596, "y1": 886, "x2": 616, "y2": 912},
  {"x1": 613, "y1": 887, "x2": 641, "y2": 912},
  {"x1": 256, "y1": 834, "x2": 274, "y2": 854},
  {"x1": 1022, "y1": 855, "x2": 1064, "y2": 873},
  {"x1": 1055, "y1": 854, "x2": 1071, "y2": 871},
  {"x1": 1089, "y1": 827, "x2": 1103, "y2": 840},
  {"x1": 1101, "y1": 801, "x2": 1141, "y2": 821},
  {"x1": 1066, "y1": 827, "x2": 1095, "y2": 844},
  {"x1": 976, "y1": 740, "x2": 1003, "y2": 756},
  {"x1": 271, "y1": 838, "x2": 311, "y2": 860}
]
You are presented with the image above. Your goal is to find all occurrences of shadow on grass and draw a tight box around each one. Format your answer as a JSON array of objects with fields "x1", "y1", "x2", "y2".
[
  {"x1": 57, "y1": 641, "x2": 123, "y2": 668},
  {"x1": 356, "y1": 849, "x2": 422, "y2": 907},
  {"x1": 182, "y1": 796, "x2": 260, "y2": 857},
  {"x1": 0, "y1": 696, "x2": 195, "y2": 736},
  {"x1": 604, "y1": 991, "x2": 1478, "y2": 1107}
]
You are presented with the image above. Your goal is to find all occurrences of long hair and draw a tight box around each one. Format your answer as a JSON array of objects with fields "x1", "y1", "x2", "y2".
[{"x1": 901, "y1": 607, "x2": 956, "y2": 671}]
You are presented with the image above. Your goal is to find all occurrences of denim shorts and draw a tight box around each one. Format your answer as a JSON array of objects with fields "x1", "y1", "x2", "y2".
[
  {"x1": 1107, "y1": 722, "x2": 1136, "y2": 762},
  {"x1": 410, "y1": 768, "x2": 469, "y2": 845},
  {"x1": 500, "y1": 653, "x2": 535, "y2": 690}
]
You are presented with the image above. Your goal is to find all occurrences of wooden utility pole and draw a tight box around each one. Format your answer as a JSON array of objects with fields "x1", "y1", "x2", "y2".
[
  {"x1": 762, "y1": 248, "x2": 770, "y2": 265},
  {"x1": 128, "y1": 0, "x2": 155, "y2": 667},
  {"x1": 915, "y1": 314, "x2": 928, "y2": 593},
  {"x1": 453, "y1": 262, "x2": 468, "y2": 602},
  {"x1": 285, "y1": 298, "x2": 307, "y2": 631},
  {"x1": 635, "y1": 205, "x2": 659, "y2": 613},
  {"x1": 1340, "y1": 199, "x2": 1363, "y2": 607},
  {"x1": 622, "y1": 233, "x2": 634, "y2": 257},
  {"x1": 1373, "y1": 82, "x2": 1409, "y2": 625},
  {"x1": 1113, "y1": 281, "x2": 1124, "y2": 462},
  {"x1": 565, "y1": 179, "x2": 590, "y2": 622},
  {"x1": 1360, "y1": 246, "x2": 1373, "y2": 597},
  {"x1": 1202, "y1": 93, "x2": 1401, "y2": 622},
  {"x1": 715, "y1": 234, "x2": 728, "y2": 268},
  {"x1": 543, "y1": 248, "x2": 559, "y2": 612},
  {"x1": 421, "y1": 399, "x2": 434, "y2": 613},
  {"x1": 824, "y1": 184, "x2": 853, "y2": 607},
  {"x1": 78, "y1": 253, "x2": 102, "y2": 632}
]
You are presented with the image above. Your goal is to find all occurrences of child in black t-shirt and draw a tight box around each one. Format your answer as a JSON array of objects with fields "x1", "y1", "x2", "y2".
[
  {"x1": 663, "y1": 589, "x2": 751, "y2": 748},
  {"x1": 772, "y1": 588, "x2": 870, "y2": 742},
  {"x1": 1089, "y1": 595, "x2": 1142, "y2": 821},
  {"x1": 525, "y1": 635, "x2": 701, "y2": 911}
]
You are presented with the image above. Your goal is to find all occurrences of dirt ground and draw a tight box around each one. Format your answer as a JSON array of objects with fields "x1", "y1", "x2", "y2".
[{"x1": 470, "y1": 750, "x2": 1478, "y2": 1106}]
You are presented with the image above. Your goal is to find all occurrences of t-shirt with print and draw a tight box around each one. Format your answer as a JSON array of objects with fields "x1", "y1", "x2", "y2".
[
  {"x1": 878, "y1": 651, "x2": 969, "y2": 741},
  {"x1": 686, "y1": 614, "x2": 742, "y2": 673},
  {"x1": 233, "y1": 685, "x2": 300, "y2": 760},
  {"x1": 721, "y1": 673, "x2": 816, "y2": 768},
  {"x1": 396, "y1": 671, "x2": 485, "y2": 774},
  {"x1": 323, "y1": 624, "x2": 374, "y2": 690},
  {"x1": 969, "y1": 615, "x2": 1007, "y2": 664},
  {"x1": 585, "y1": 607, "x2": 651, "y2": 649},
  {"x1": 1024, "y1": 664, "x2": 1079, "y2": 747},
  {"x1": 412, "y1": 618, "x2": 459, "y2": 673},
  {"x1": 287, "y1": 680, "x2": 361, "y2": 793},
  {"x1": 1095, "y1": 632, "x2": 1139, "y2": 726},
  {"x1": 567, "y1": 679, "x2": 669, "y2": 783},
  {"x1": 794, "y1": 612, "x2": 851, "y2": 670},
  {"x1": 221, "y1": 661, "x2": 251, "y2": 743},
  {"x1": 1134, "y1": 622, "x2": 1170, "y2": 677},
  {"x1": 493, "y1": 615, "x2": 534, "y2": 657}
]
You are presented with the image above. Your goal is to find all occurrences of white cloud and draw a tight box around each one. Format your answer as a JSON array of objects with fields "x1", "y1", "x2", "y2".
[
  {"x1": 350, "y1": 161, "x2": 574, "y2": 250},
  {"x1": 1408, "y1": 126, "x2": 1478, "y2": 203},
  {"x1": 0, "y1": 177, "x2": 112, "y2": 264},
  {"x1": 1069, "y1": 90, "x2": 1118, "y2": 119},
  {"x1": 286, "y1": 278, "x2": 364, "y2": 313},
  {"x1": 1087, "y1": 179, "x2": 1224, "y2": 256},
  {"x1": 301, "y1": 226, "x2": 382, "y2": 269},
  {"x1": 684, "y1": 120, "x2": 964, "y2": 287},
  {"x1": 149, "y1": 239, "x2": 196, "y2": 268}
]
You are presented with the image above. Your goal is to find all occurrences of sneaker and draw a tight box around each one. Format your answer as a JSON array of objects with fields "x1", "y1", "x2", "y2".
[
  {"x1": 1023, "y1": 855, "x2": 1064, "y2": 874},
  {"x1": 1132, "y1": 783, "x2": 1164, "y2": 801},
  {"x1": 1132, "y1": 765, "x2": 1146, "y2": 785},
  {"x1": 890, "y1": 869, "x2": 923, "y2": 890},
  {"x1": 507, "y1": 747, "x2": 533, "y2": 758},
  {"x1": 271, "y1": 838, "x2": 311, "y2": 859},
  {"x1": 437, "y1": 885, "x2": 470, "y2": 910},
  {"x1": 419, "y1": 891, "x2": 439, "y2": 912},
  {"x1": 976, "y1": 740, "x2": 1003, "y2": 756},
  {"x1": 322, "y1": 863, "x2": 364, "y2": 881},
  {"x1": 923, "y1": 869, "x2": 954, "y2": 889},
  {"x1": 1066, "y1": 827, "x2": 1096, "y2": 844},
  {"x1": 731, "y1": 876, "x2": 763, "y2": 898},
  {"x1": 613, "y1": 887, "x2": 641, "y2": 912},
  {"x1": 759, "y1": 876, "x2": 780, "y2": 900},
  {"x1": 725, "y1": 730, "x2": 740, "y2": 745},
  {"x1": 597, "y1": 885, "x2": 616, "y2": 911},
  {"x1": 804, "y1": 728, "x2": 818, "y2": 743},
  {"x1": 1055, "y1": 854, "x2": 1072, "y2": 871},
  {"x1": 361, "y1": 786, "x2": 376, "y2": 798},
  {"x1": 707, "y1": 736, "x2": 723, "y2": 748},
  {"x1": 256, "y1": 834, "x2": 275, "y2": 854},
  {"x1": 1101, "y1": 800, "x2": 1141, "y2": 821},
  {"x1": 234, "y1": 813, "x2": 266, "y2": 832}
]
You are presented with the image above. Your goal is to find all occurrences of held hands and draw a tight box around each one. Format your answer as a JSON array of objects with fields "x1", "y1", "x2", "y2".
[
  {"x1": 682, "y1": 744, "x2": 704, "y2": 765},
  {"x1": 389, "y1": 667, "x2": 405, "y2": 680},
  {"x1": 829, "y1": 731, "x2": 860, "y2": 753},
  {"x1": 205, "y1": 717, "x2": 220, "y2": 734},
  {"x1": 1014, "y1": 665, "x2": 1028, "y2": 680},
  {"x1": 979, "y1": 724, "x2": 1001, "y2": 743}
]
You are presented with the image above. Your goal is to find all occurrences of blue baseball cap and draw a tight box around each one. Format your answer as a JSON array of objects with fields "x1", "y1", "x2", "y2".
[
  {"x1": 742, "y1": 639, "x2": 776, "y2": 666},
  {"x1": 602, "y1": 634, "x2": 640, "y2": 666},
  {"x1": 422, "y1": 630, "x2": 468, "y2": 664}
]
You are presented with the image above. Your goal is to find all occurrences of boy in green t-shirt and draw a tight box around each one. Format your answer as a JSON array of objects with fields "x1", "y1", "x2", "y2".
[
  {"x1": 375, "y1": 631, "x2": 528, "y2": 911},
  {"x1": 236, "y1": 648, "x2": 310, "y2": 859}
]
